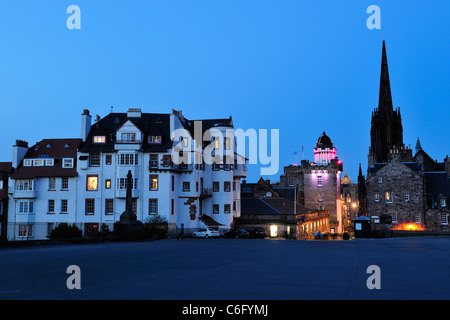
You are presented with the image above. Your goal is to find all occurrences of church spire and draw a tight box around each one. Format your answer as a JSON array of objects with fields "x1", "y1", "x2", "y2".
[{"x1": 378, "y1": 40, "x2": 393, "y2": 112}]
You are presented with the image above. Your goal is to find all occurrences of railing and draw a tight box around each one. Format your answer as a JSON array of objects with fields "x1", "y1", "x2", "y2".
[{"x1": 115, "y1": 140, "x2": 142, "y2": 144}]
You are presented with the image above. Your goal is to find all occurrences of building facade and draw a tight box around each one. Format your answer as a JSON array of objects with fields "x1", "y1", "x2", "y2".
[
  {"x1": 279, "y1": 132, "x2": 344, "y2": 234},
  {"x1": 6, "y1": 108, "x2": 246, "y2": 240},
  {"x1": 364, "y1": 41, "x2": 449, "y2": 232}
]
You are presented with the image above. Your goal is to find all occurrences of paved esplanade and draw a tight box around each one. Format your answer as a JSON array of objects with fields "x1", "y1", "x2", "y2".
[{"x1": 0, "y1": 237, "x2": 449, "y2": 300}]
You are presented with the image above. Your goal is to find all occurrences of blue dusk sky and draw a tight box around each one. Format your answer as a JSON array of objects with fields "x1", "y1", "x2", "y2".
[{"x1": 0, "y1": 0, "x2": 448, "y2": 183}]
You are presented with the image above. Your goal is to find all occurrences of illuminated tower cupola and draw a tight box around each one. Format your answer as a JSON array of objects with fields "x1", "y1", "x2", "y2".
[{"x1": 314, "y1": 131, "x2": 336, "y2": 166}]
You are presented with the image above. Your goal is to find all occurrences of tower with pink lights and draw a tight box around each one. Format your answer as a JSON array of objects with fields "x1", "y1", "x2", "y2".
[{"x1": 281, "y1": 132, "x2": 344, "y2": 235}]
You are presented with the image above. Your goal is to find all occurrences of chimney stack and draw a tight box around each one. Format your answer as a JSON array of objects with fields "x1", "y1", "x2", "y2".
[
  {"x1": 81, "y1": 109, "x2": 92, "y2": 142},
  {"x1": 12, "y1": 140, "x2": 28, "y2": 169}
]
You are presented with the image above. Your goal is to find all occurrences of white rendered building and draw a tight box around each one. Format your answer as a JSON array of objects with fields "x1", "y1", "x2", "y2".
[{"x1": 7, "y1": 108, "x2": 246, "y2": 240}]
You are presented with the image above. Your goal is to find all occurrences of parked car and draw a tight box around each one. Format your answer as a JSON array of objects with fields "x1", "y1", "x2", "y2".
[
  {"x1": 224, "y1": 229, "x2": 249, "y2": 239},
  {"x1": 246, "y1": 227, "x2": 266, "y2": 239},
  {"x1": 192, "y1": 228, "x2": 220, "y2": 238}
]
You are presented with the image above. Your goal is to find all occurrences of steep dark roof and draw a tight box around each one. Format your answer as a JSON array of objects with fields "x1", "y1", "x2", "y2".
[
  {"x1": 10, "y1": 139, "x2": 81, "y2": 179},
  {"x1": 241, "y1": 198, "x2": 311, "y2": 216},
  {"x1": 79, "y1": 112, "x2": 233, "y2": 153},
  {"x1": 79, "y1": 113, "x2": 172, "y2": 153},
  {"x1": 425, "y1": 172, "x2": 450, "y2": 200}
]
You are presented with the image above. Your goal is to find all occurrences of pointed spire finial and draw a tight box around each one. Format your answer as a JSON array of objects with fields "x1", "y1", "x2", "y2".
[{"x1": 378, "y1": 40, "x2": 393, "y2": 112}]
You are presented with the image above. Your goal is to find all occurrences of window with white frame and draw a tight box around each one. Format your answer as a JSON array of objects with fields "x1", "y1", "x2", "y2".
[
  {"x1": 16, "y1": 180, "x2": 34, "y2": 191},
  {"x1": 149, "y1": 154, "x2": 158, "y2": 169},
  {"x1": 149, "y1": 199, "x2": 158, "y2": 215},
  {"x1": 404, "y1": 193, "x2": 410, "y2": 202},
  {"x1": 118, "y1": 153, "x2": 139, "y2": 166},
  {"x1": 18, "y1": 200, "x2": 34, "y2": 214},
  {"x1": 440, "y1": 213, "x2": 448, "y2": 225},
  {"x1": 414, "y1": 213, "x2": 421, "y2": 224},
  {"x1": 61, "y1": 200, "x2": 68, "y2": 213},
  {"x1": 63, "y1": 158, "x2": 74, "y2": 168},
  {"x1": 18, "y1": 224, "x2": 33, "y2": 237},
  {"x1": 62, "y1": 177, "x2": 69, "y2": 190},
  {"x1": 117, "y1": 178, "x2": 138, "y2": 190},
  {"x1": 49, "y1": 178, "x2": 56, "y2": 190},
  {"x1": 374, "y1": 193, "x2": 380, "y2": 202},
  {"x1": 48, "y1": 200, "x2": 55, "y2": 213},
  {"x1": 391, "y1": 212, "x2": 398, "y2": 223}
]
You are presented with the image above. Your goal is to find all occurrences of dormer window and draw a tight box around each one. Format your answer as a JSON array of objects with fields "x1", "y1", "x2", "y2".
[
  {"x1": 63, "y1": 158, "x2": 74, "y2": 168},
  {"x1": 93, "y1": 136, "x2": 106, "y2": 143},
  {"x1": 34, "y1": 159, "x2": 44, "y2": 166},
  {"x1": 148, "y1": 136, "x2": 162, "y2": 144},
  {"x1": 24, "y1": 159, "x2": 32, "y2": 167},
  {"x1": 121, "y1": 133, "x2": 136, "y2": 142}
]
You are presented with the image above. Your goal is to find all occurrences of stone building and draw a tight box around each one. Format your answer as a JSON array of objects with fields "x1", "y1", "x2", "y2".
[
  {"x1": 279, "y1": 132, "x2": 343, "y2": 234},
  {"x1": 364, "y1": 41, "x2": 449, "y2": 232},
  {"x1": 239, "y1": 177, "x2": 329, "y2": 239},
  {"x1": 340, "y1": 170, "x2": 359, "y2": 232}
]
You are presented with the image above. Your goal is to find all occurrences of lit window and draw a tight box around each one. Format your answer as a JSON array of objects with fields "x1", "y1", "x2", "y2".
[
  {"x1": 87, "y1": 176, "x2": 98, "y2": 191},
  {"x1": 374, "y1": 193, "x2": 380, "y2": 202},
  {"x1": 105, "y1": 179, "x2": 111, "y2": 189},
  {"x1": 93, "y1": 136, "x2": 106, "y2": 143},
  {"x1": 148, "y1": 136, "x2": 162, "y2": 144},
  {"x1": 385, "y1": 192, "x2": 393, "y2": 203},
  {"x1": 34, "y1": 159, "x2": 44, "y2": 166},
  {"x1": 150, "y1": 175, "x2": 158, "y2": 191},
  {"x1": 18, "y1": 224, "x2": 33, "y2": 237}
]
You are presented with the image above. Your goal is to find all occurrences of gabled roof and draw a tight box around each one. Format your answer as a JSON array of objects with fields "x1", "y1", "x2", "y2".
[
  {"x1": 10, "y1": 139, "x2": 81, "y2": 179},
  {"x1": 241, "y1": 198, "x2": 311, "y2": 216},
  {"x1": 79, "y1": 111, "x2": 234, "y2": 153},
  {"x1": 425, "y1": 172, "x2": 450, "y2": 200}
]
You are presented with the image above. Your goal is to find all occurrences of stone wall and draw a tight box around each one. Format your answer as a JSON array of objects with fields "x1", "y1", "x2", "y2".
[{"x1": 366, "y1": 161, "x2": 425, "y2": 226}]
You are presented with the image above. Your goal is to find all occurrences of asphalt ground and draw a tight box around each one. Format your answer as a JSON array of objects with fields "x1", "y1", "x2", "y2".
[{"x1": 0, "y1": 236, "x2": 449, "y2": 300}]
